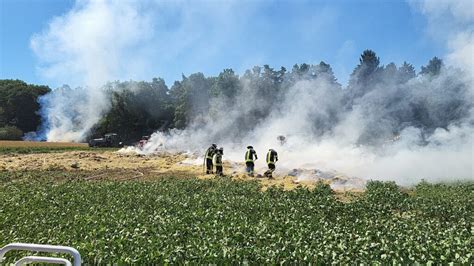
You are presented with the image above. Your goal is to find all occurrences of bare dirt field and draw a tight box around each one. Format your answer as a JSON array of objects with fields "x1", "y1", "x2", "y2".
[
  {"x1": 0, "y1": 140, "x2": 88, "y2": 148},
  {"x1": 0, "y1": 143, "x2": 365, "y2": 195},
  {"x1": 0, "y1": 142, "x2": 365, "y2": 197}
]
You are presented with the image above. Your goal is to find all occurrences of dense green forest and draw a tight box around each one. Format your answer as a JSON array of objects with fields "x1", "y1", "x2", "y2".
[
  {"x1": 0, "y1": 50, "x2": 463, "y2": 142},
  {"x1": 0, "y1": 80, "x2": 50, "y2": 140}
]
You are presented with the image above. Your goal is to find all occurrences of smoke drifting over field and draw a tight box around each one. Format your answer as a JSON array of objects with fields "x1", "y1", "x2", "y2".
[
  {"x1": 32, "y1": 0, "x2": 473, "y2": 184},
  {"x1": 140, "y1": 67, "x2": 473, "y2": 185}
]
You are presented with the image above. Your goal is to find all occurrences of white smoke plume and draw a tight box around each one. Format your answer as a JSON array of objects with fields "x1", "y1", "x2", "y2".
[
  {"x1": 136, "y1": 0, "x2": 474, "y2": 185},
  {"x1": 36, "y1": 85, "x2": 110, "y2": 142},
  {"x1": 409, "y1": 0, "x2": 474, "y2": 78},
  {"x1": 137, "y1": 67, "x2": 473, "y2": 185},
  {"x1": 31, "y1": 0, "x2": 262, "y2": 141},
  {"x1": 31, "y1": 0, "x2": 156, "y2": 141}
]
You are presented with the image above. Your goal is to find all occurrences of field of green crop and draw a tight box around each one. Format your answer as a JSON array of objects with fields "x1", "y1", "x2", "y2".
[{"x1": 1, "y1": 171, "x2": 472, "y2": 264}]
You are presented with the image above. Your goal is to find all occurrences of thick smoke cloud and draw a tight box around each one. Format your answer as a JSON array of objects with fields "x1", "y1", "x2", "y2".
[
  {"x1": 36, "y1": 85, "x2": 110, "y2": 142},
  {"x1": 31, "y1": 0, "x2": 259, "y2": 141},
  {"x1": 139, "y1": 65, "x2": 473, "y2": 185},
  {"x1": 31, "y1": 0, "x2": 156, "y2": 141},
  {"x1": 410, "y1": 0, "x2": 474, "y2": 78},
  {"x1": 30, "y1": 0, "x2": 155, "y2": 87}
]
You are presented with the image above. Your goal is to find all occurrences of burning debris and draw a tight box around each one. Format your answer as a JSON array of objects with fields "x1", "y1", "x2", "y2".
[{"x1": 288, "y1": 168, "x2": 336, "y2": 179}]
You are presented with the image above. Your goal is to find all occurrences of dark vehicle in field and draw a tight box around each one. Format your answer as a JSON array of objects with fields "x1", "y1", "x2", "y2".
[{"x1": 88, "y1": 133, "x2": 123, "y2": 148}]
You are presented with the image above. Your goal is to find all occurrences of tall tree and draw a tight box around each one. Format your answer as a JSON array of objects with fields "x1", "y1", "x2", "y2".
[
  {"x1": 420, "y1": 57, "x2": 443, "y2": 76},
  {"x1": 349, "y1": 49, "x2": 381, "y2": 86},
  {"x1": 291, "y1": 63, "x2": 312, "y2": 79},
  {"x1": 315, "y1": 61, "x2": 339, "y2": 85},
  {"x1": 93, "y1": 79, "x2": 174, "y2": 141},
  {"x1": 347, "y1": 50, "x2": 383, "y2": 100},
  {"x1": 0, "y1": 79, "x2": 50, "y2": 134},
  {"x1": 170, "y1": 79, "x2": 187, "y2": 129},
  {"x1": 169, "y1": 73, "x2": 213, "y2": 128},
  {"x1": 398, "y1": 61, "x2": 416, "y2": 83},
  {"x1": 211, "y1": 69, "x2": 241, "y2": 98},
  {"x1": 381, "y1": 62, "x2": 398, "y2": 84}
]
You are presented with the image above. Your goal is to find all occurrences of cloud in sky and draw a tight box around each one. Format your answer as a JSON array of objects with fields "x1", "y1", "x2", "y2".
[
  {"x1": 409, "y1": 0, "x2": 474, "y2": 78},
  {"x1": 30, "y1": 0, "x2": 156, "y2": 87},
  {"x1": 30, "y1": 0, "x2": 265, "y2": 88},
  {"x1": 30, "y1": 0, "x2": 352, "y2": 88},
  {"x1": 27, "y1": 0, "x2": 473, "y2": 89}
]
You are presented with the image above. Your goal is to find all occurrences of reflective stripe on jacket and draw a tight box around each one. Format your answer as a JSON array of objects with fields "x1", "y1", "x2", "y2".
[
  {"x1": 213, "y1": 154, "x2": 222, "y2": 166},
  {"x1": 266, "y1": 150, "x2": 278, "y2": 164},
  {"x1": 205, "y1": 147, "x2": 215, "y2": 159},
  {"x1": 245, "y1": 149, "x2": 257, "y2": 162}
]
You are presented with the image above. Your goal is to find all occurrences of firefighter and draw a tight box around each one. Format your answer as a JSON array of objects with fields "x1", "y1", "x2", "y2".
[
  {"x1": 213, "y1": 147, "x2": 224, "y2": 176},
  {"x1": 204, "y1": 144, "x2": 217, "y2": 174},
  {"x1": 264, "y1": 149, "x2": 278, "y2": 178},
  {"x1": 245, "y1": 146, "x2": 258, "y2": 176}
]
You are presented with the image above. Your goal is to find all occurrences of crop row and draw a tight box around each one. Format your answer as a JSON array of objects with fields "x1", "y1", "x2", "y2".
[{"x1": 0, "y1": 171, "x2": 472, "y2": 264}]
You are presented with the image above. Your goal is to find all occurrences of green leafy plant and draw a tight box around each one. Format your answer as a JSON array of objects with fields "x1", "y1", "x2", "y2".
[{"x1": 0, "y1": 172, "x2": 472, "y2": 264}]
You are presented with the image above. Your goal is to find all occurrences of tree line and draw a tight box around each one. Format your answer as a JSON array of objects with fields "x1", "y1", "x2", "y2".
[
  {"x1": 0, "y1": 80, "x2": 50, "y2": 140},
  {"x1": 0, "y1": 49, "x2": 465, "y2": 143}
]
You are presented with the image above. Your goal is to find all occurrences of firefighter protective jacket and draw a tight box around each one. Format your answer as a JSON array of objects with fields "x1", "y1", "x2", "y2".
[
  {"x1": 245, "y1": 148, "x2": 258, "y2": 162},
  {"x1": 205, "y1": 147, "x2": 216, "y2": 159},
  {"x1": 266, "y1": 150, "x2": 278, "y2": 165},
  {"x1": 213, "y1": 153, "x2": 223, "y2": 166}
]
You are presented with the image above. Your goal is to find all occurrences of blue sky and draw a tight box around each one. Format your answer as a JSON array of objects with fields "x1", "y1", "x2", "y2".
[{"x1": 1, "y1": 0, "x2": 445, "y2": 88}]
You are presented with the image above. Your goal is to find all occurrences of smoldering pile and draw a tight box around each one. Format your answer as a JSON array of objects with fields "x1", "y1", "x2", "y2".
[{"x1": 288, "y1": 168, "x2": 366, "y2": 191}]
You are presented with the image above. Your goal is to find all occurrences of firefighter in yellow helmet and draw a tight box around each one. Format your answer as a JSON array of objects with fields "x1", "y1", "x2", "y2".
[
  {"x1": 264, "y1": 149, "x2": 278, "y2": 179},
  {"x1": 213, "y1": 147, "x2": 224, "y2": 176},
  {"x1": 245, "y1": 146, "x2": 257, "y2": 177}
]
